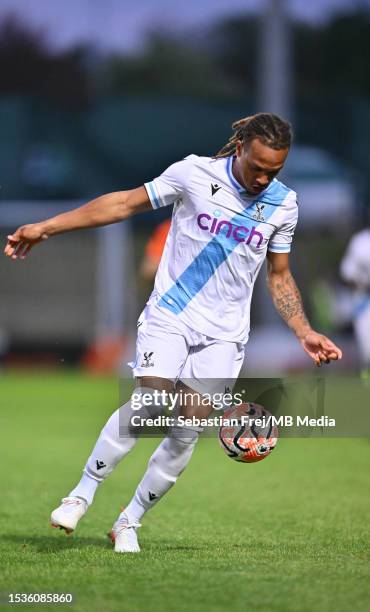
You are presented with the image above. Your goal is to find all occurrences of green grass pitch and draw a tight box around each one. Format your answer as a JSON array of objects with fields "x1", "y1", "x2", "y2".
[{"x1": 1, "y1": 372, "x2": 369, "y2": 612}]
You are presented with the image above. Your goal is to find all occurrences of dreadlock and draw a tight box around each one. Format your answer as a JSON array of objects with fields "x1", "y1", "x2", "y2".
[{"x1": 215, "y1": 112, "x2": 292, "y2": 158}]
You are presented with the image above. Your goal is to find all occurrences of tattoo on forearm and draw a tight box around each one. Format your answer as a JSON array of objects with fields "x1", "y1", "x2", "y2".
[{"x1": 268, "y1": 270, "x2": 310, "y2": 331}]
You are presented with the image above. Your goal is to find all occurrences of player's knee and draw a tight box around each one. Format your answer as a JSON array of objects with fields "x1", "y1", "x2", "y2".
[
  {"x1": 99, "y1": 407, "x2": 139, "y2": 451},
  {"x1": 152, "y1": 424, "x2": 200, "y2": 469},
  {"x1": 122, "y1": 386, "x2": 170, "y2": 436},
  {"x1": 170, "y1": 420, "x2": 203, "y2": 446}
]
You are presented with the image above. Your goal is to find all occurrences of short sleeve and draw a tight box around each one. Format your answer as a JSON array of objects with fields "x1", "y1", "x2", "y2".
[
  {"x1": 268, "y1": 192, "x2": 298, "y2": 254},
  {"x1": 144, "y1": 155, "x2": 195, "y2": 210}
]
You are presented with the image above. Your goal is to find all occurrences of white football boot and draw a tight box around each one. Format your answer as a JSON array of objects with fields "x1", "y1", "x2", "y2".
[
  {"x1": 51, "y1": 497, "x2": 88, "y2": 534},
  {"x1": 108, "y1": 510, "x2": 141, "y2": 553}
]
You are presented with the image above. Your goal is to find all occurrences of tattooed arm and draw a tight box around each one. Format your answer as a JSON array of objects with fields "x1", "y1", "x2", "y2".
[
  {"x1": 267, "y1": 252, "x2": 311, "y2": 339},
  {"x1": 267, "y1": 252, "x2": 342, "y2": 366}
]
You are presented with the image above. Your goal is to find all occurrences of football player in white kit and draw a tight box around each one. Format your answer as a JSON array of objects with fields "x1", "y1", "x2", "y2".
[
  {"x1": 5, "y1": 113, "x2": 342, "y2": 553},
  {"x1": 340, "y1": 226, "x2": 370, "y2": 378}
]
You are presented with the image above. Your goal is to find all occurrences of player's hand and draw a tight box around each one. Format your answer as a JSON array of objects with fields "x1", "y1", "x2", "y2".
[
  {"x1": 4, "y1": 223, "x2": 48, "y2": 260},
  {"x1": 300, "y1": 331, "x2": 343, "y2": 367}
]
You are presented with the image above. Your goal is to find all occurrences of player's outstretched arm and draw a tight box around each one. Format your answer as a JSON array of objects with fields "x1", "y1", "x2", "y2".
[
  {"x1": 266, "y1": 251, "x2": 342, "y2": 367},
  {"x1": 4, "y1": 186, "x2": 152, "y2": 260}
]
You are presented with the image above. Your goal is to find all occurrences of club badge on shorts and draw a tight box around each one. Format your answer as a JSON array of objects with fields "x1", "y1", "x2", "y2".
[{"x1": 141, "y1": 351, "x2": 155, "y2": 368}]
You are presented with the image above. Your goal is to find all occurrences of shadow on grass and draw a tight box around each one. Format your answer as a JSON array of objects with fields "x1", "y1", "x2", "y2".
[
  {"x1": 2, "y1": 534, "x2": 110, "y2": 553},
  {"x1": 3, "y1": 534, "x2": 207, "y2": 555},
  {"x1": 142, "y1": 539, "x2": 204, "y2": 553}
]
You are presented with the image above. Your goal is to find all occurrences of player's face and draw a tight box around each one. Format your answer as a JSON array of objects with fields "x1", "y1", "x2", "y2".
[{"x1": 235, "y1": 138, "x2": 289, "y2": 196}]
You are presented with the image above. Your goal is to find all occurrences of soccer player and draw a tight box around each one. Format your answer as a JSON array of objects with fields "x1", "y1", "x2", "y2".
[
  {"x1": 340, "y1": 224, "x2": 370, "y2": 378},
  {"x1": 5, "y1": 113, "x2": 342, "y2": 553}
]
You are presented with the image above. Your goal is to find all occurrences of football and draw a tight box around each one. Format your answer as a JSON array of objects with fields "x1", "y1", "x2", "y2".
[{"x1": 219, "y1": 402, "x2": 278, "y2": 463}]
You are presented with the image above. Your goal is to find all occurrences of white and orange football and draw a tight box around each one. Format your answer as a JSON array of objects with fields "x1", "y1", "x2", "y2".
[{"x1": 219, "y1": 402, "x2": 278, "y2": 463}]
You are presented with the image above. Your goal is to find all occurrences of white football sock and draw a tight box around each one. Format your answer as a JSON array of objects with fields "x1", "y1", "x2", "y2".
[
  {"x1": 124, "y1": 423, "x2": 201, "y2": 524},
  {"x1": 69, "y1": 387, "x2": 164, "y2": 505},
  {"x1": 69, "y1": 473, "x2": 99, "y2": 506}
]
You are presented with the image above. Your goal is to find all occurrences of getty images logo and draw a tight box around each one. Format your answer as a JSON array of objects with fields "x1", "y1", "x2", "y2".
[{"x1": 197, "y1": 211, "x2": 264, "y2": 248}]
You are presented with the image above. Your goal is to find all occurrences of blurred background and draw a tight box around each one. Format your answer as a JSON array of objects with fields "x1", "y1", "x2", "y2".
[{"x1": 0, "y1": 0, "x2": 369, "y2": 375}]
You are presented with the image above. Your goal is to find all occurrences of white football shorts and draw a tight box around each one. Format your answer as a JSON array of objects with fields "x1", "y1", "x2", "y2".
[{"x1": 130, "y1": 301, "x2": 245, "y2": 397}]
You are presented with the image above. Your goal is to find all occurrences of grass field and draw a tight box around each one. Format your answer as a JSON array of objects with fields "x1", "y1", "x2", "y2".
[{"x1": 1, "y1": 372, "x2": 369, "y2": 612}]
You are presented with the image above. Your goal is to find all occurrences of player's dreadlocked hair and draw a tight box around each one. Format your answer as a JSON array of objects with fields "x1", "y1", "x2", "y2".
[{"x1": 215, "y1": 113, "x2": 292, "y2": 158}]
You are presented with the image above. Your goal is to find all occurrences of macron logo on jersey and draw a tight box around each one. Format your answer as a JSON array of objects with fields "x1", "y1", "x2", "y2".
[{"x1": 197, "y1": 212, "x2": 264, "y2": 248}]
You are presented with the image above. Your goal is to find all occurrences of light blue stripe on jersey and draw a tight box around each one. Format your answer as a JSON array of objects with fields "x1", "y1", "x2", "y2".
[
  {"x1": 158, "y1": 180, "x2": 291, "y2": 315},
  {"x1": 268, "y1": 243, "x2": 291, "y2": 252},
  {"x1": 146, "y1": 181, "x2": 161, "y2": 209}
]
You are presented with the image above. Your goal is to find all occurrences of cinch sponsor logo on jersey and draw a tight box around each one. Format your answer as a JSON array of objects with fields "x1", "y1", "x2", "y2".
[{"x1": 197, "y1": 212, "x2": 264, "y2": 248}]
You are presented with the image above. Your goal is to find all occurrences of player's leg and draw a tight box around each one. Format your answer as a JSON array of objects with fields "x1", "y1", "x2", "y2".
[
  {"x1": 109, "y1": 382, "x2": 210, "y2": 552},
  {"x1": 51, "y1": 305, "x2": 189, "y2": 534},
  {"x1": 111, "y1": 338, "x2": 245, "y2": 552},
  {"x1": 50, "y1": 385, "x2": 169, "y2": 533},
  {"x1": 353, "y1": 299, "x2": 370, "y2": 380}
]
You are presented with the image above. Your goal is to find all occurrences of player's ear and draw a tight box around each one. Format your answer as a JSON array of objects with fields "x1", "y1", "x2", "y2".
[{"x1": 235, "y1": 140, "x2": 243, "y2": 157}]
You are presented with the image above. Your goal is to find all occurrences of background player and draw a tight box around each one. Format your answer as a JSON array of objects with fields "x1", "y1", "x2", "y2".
[
  {"x1": 340, "y1": 223, "x2": 370, "y2": 379},
  {"x1": 4, "y1": 113, "x2": 342, "y2": 553}
]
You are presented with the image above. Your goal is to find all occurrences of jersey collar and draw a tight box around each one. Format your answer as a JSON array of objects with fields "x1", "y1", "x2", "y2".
[{"x1": 226, "y1": 156, "x2": 246, "y2": 194}]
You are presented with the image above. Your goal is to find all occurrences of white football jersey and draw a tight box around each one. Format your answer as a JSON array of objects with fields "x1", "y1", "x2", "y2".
[
  {"x1": 340, "y1": 229, "x2": 370, "y2": 290},
  {"x1": 144, "y1": 154, "x2": 298, "y2": 343}
]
